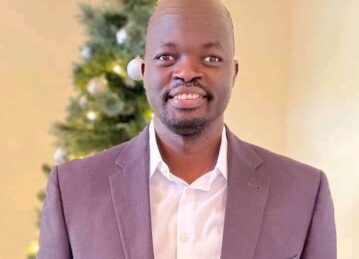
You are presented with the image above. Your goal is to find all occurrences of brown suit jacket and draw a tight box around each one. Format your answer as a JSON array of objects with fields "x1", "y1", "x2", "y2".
[{"x1": 38, "y1": 126, "x2": 336, "y2": 259}]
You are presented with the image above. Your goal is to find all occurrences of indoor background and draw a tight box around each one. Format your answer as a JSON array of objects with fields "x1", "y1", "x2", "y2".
[{"x1": 0, "y1": 0, "x2": 358, "y2": 258}]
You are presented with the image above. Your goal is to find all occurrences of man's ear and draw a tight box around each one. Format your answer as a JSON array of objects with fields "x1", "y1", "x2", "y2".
[
  {"x1": 232, "y1": 59, "x2": 239, "y2": 85},
  {"x1": 141, "y1": 62, "x2": 145, "y2": 80},
  {"x1": 141, "y1": 62, "x2": 147, "y2": 88}
]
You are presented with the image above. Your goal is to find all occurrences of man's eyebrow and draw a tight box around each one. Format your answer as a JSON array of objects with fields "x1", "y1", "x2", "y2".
[
  {"x1": 160, "y1": 42, "x2": 177, "y2": 48},
  {"x1": 158, "y1": 42, "x2": 223, "y2": 49},
  {"x1": 202, "y1": 42, "x2": 223, "y2": 50}
]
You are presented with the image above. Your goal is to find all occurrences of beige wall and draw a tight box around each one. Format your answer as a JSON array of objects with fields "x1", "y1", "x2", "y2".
[
  {"x1": 224, "y1": 0, "x2": 291, "y2": 155},
  {"x1": 0, "y1": 0, "x2": 101, "y2": 258},
  {"x1": 0, "y1": 0, "x2": 357, "y2": 258},
  {"x1": 288, "y1": 0, "x2": 359, "y2": 258}
]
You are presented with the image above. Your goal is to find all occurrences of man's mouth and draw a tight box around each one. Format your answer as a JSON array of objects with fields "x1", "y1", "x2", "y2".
[
  {"x1": 168, "y1": 92, "x2": 206, "y2": 109},
  {"x1": 173, "y1": 93, "x2": 202, "y2": 100}
]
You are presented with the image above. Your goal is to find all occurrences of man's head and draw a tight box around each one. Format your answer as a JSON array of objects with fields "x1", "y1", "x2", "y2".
[{"x1": 142, "y1": 0, "x2": 239, "y2": 137}]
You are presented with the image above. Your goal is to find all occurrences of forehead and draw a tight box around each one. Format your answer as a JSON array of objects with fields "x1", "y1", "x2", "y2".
[{"x1": 146, "y1": 2, "x2": 233, "y2": 52}]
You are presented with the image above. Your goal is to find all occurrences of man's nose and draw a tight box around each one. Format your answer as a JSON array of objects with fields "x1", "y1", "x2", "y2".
[{"x1": 173, "y1": 58, "x2": 203, "y2": 83}]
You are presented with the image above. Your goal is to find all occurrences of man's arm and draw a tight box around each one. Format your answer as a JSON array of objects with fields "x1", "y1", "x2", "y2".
[
  {"x1": 37, "y1": 166, "x2": 72, "y2": 259},
  {"x1": 302, "y1": 171, "x2": 336, "y2": 259}
]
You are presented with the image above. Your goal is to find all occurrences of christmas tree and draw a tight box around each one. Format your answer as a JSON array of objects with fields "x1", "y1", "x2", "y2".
[{"x1": 27, "y1": 0, "x2": 156, "y2": 257}]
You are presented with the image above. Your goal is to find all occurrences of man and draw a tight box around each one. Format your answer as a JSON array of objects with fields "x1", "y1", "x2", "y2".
[{"x1": 38, "y1": 0, "x2": 336, "y2": 258}]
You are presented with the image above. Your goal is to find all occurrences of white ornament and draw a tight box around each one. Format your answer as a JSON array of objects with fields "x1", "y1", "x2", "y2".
[
  {"x1": 127, "y1": 57, "x2": 143, "y2": 81},
  {"x1": 81, "y1": 45, "x2": 91, "y2": 60},
  {"x1": 116, "y1": 28, "x2": 128, "y2": 45},
  {"x1": 79, "y1": 95, "x2": 88, "y2": 109},
  {"x1": 86, "y1": 111, "x2": 97, "y2": 121},
  {"x1": 87, "y1": 77, "x2": 108, "y2": 96},
  {"x1": 54, "y1": 147, "x2": 66, "y2": 164}
]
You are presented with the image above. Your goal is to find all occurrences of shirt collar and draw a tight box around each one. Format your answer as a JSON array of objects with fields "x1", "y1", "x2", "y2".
[
  {"x1": 149, "y1": 120, "x2": 164, "y2": 179},
  {"x1": 149, "y1": 120, "x2": 228, "y2": 180}
]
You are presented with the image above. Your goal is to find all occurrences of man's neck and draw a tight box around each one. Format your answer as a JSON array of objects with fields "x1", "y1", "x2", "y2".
[{"x1": 153, "y1": 116, "x2": 224, "y2": 184}]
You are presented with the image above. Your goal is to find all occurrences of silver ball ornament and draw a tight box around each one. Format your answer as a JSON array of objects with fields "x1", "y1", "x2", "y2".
[
  {"x1": 127, "y1": 57, "x2": 143, "y2": 81},
  {"x1": 87, "y1": 77, "x2": 108, "y2": 96},
  {"x1": 54, "y1": 146, "x2": 66, "y2": 164},
  {"x1": 81, "y1": 46, "x2": 91, "y2": 60},
  {"x1": 116, "y1": 28, "x2": 128, "y2": 45},
  {"x1": 79, "y1": 95, "x2": 88, "y2": 109}
]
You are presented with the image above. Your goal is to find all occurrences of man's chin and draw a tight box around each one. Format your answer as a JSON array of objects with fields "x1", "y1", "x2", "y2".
[{"x1": 162, "y1": 117, "x2": 209, "y2": 137}]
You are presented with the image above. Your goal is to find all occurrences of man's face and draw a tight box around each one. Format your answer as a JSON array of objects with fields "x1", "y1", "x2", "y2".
[{"x1": 143, "y1": 1, "x2": 238, "y2": 136}]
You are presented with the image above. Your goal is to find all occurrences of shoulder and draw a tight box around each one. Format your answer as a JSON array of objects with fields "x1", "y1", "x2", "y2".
[
  {"x1": 46, "y1": 141, "x2": 129, "y2": 194},
  {"x1": 46, "y1": 129, "x2": 149, "y2": 205},
  {"x1": 56, "y1": 125, "x2": 149, "y2": 177},
  {"x1": 56, "y1": 140, "x2": 128, "y2": 177},
  {"x1": 227, "y1": 130, "x2": 332, "y2": 218},
  {"x1": 227, "y1": 128, "x2": 325, "y2": 189},
  {"x1": 53, "y1": 126, "x2": 148, "y2": 184},
  {"x1": 251, "y1": 142, "x2": 321, "y2": 177}
]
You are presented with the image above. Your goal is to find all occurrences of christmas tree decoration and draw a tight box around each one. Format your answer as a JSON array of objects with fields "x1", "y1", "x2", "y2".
[
  {"x1": 127, "y1": 56, "x2": 143, "y2": 81},
  {"x1": 32, "y1": 1, "x2": 157, "y2": 257},
  {"x1": 97, "y1": 93, "x2": 125, "y2": 117},
  {"x1": 123, "y1": 77, "x2": 136, "y2": 88},
  {"x1": 113, "y1": 64, "x2": 126, "y2": 77},
  {"x1": 26, "y1": 240, "x2": 39, "y2": 259},
  {"x1": 86, "y1": 110, "x2": 98, "y2": 121},
  {"x1": 81, "y1": 45, "x2": 92, "y2": 60},
  {"x1": 53, "y1": 146, "x2": 67, "y2": 164},
  {"x1": 86, "y1": 76, "x2": 108, "y2": 96},
  {"x1": 116, "y1": 28, "x2": 128, "y2": 45},
  {"x1": 79, "y1": 95, "x2": 88, "y2": 109}
]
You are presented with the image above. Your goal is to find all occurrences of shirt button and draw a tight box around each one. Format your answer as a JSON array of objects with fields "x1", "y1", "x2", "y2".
[{"x1": 181, "y1": 233, "x2": 190, "y2": 243}]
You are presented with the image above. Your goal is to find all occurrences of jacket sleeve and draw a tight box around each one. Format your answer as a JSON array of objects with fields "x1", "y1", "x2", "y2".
[
  {"x1": 301, "y1": 171, "x2": 336, "y2": 259},
  {"x1": 37, "y1": 166, "x2": 72, "y2": 259}
]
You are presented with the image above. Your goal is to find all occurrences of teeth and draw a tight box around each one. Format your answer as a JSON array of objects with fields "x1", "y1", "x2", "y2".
[{"x1": 174, "y1": 93, "x2": 200, "y2": 100}]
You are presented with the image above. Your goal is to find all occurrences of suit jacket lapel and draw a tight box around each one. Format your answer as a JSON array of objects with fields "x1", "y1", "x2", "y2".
[
  {"x1": 108, "y1": 126, "x2": 270, "y2": 259},
  {"x1": 109, "y1": 127, "x2": 155, "y2": 259},
  {"x1": 221, "y1": 129, "x2": 271, "y2": 259}
]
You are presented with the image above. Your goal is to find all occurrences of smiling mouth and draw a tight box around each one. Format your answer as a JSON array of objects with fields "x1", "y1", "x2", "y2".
[
  {"x1": 168, "y1": 92, "x2": 206, "y2": 109},
  {"x1": 173, "y1": 93, "x2": 202, "y2": 100}
]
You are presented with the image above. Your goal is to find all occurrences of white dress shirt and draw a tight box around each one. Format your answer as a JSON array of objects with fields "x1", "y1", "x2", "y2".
[{"x1": 149, "y1": 121, "x2": 228, "y2": 259}]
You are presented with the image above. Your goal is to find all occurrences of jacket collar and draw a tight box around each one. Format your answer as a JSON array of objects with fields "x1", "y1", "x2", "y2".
[
  {"x1": 110, "y1": 125, "x2": 270, "y2": 259},
  {"x1": 110, "y1": 126, "x2": 154, "y2": 259},
  {"x1": 220, "y1": 128, "x2": 270, "y2": 259}
]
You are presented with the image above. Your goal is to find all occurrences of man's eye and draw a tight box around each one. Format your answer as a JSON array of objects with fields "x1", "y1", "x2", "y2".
[
  {"x1": 156, "y1": 55, "x2": 176, "y2": 61},
  {"x1": 203, "y1": 56, "x2": 222, "y2": 63}
]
